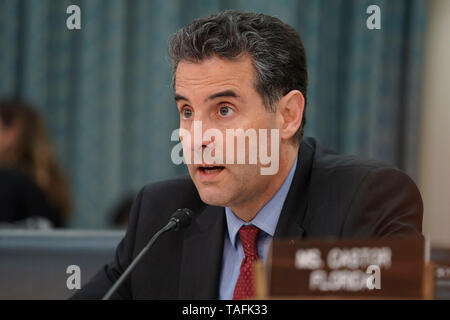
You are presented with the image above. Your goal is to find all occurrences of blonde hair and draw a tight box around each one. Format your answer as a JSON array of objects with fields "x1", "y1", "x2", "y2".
[{"x1": 0, "y1": 99, "x2": 71, "y2": 221}]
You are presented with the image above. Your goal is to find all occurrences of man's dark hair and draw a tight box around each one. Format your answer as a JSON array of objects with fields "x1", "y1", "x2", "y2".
[{"x1": 168, "y1": 10, "x2": 308, "y2": 142}]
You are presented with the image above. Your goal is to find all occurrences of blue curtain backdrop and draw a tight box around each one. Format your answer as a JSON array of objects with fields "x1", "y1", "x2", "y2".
[{"x1": 0, "y1": 0, "x2": 428, "y2": 228}]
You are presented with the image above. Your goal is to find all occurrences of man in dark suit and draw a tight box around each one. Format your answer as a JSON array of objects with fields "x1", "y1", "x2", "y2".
[{"x1": 72, "y1": 10, "x2": 422, "y2": 300}]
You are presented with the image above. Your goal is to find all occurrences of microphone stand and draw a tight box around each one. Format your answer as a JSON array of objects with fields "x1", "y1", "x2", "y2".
[{"x1": 102, "y1": 220, "x2": 176, "y2": 300}]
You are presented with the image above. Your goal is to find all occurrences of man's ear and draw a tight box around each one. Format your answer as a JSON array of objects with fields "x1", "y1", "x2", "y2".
[{"x1": 276, "y1": 90, "x2": 304, "y2": 141}]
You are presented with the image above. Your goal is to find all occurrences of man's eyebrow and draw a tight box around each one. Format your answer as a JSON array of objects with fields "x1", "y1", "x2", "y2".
[
  {"x1": 174, "y1": 90, "x2": 240, "y2": 103},
  {"x1": 207, "y1": 90, "x2": 240, "y2": 102},
  {"x1": 174, "y1": 94, "x2": 190, "y2": 102}
]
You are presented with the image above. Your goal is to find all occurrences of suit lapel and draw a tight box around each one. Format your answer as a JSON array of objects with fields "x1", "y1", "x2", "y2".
[
  {"x1": 178, "y1": 205, "x2": 226, "y2": 299},
  {"x1": 274, "y1": 139, "x2": 315, "y2": 239}
]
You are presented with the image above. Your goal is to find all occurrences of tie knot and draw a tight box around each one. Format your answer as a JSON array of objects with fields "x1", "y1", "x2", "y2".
[{"x1": 238, "y1": 225, "x2": 260, "y2": 257}]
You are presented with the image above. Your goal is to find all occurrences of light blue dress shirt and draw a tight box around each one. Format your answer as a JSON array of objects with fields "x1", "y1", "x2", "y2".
[{"x1": 218, "y1": 158, "x2": 298, "y2": 300}]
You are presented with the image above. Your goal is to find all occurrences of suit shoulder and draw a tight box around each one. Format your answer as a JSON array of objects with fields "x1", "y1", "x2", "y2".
[
  {"x1": 138, "y1": 176, "x2": 205, "y2": 215},
  {"x1": 303, "y1": 137, "x2": 418, "y2": 193},
  {"x1": 304, "y1": 137, "x2": 396, "y2": 175},
  {"x1": 301, "y1": 138, "x2": 422, "y2": 238}
]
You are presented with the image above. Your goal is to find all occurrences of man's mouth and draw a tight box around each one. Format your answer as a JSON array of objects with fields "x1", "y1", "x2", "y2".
[{"x1": 198, "y1": 165, "x2": 225, "y2": 174}]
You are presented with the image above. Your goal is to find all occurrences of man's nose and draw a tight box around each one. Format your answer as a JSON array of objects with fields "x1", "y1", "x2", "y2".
[{"x1": 191, "y1": 120, "x2": 214, "y2": 152}]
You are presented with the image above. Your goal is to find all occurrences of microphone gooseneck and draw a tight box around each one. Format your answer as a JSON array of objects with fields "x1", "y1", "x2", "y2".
[{"x1": 102, "y1": 208, "x2": 195, "y2": 300}]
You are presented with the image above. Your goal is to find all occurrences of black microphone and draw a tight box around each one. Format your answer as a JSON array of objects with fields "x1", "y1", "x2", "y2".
[{"x1": 102, "y1": 208, "x2": 195, "y2": 300}]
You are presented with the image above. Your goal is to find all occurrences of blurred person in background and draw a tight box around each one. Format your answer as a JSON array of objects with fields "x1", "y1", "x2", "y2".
[
  {"x1": 0, "y1": 99, "x2": 71, "y2": 228},
  {"x1": 109, "y1": 193, "x2": 134, "y2": 229}
]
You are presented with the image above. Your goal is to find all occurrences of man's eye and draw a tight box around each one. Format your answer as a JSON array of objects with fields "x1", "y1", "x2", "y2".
[
  {"x1": 219, "y1": 106, "x2": 234, "y2": 117},
  {"x1": 182, "y1": 108, "x2": 193, "y2": 119}
]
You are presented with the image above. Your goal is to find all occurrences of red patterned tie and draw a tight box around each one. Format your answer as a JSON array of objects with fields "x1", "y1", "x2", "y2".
[{"x1": 233, "y1": 225, "x2": 261, "y2": 300}]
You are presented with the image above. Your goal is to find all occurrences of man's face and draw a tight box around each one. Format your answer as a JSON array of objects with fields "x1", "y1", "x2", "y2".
[{"x1": 174, "y1": 55, "x2": 280, "y2": 210}]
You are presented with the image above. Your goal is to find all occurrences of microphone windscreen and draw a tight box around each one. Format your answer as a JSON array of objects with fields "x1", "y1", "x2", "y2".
[{"x1": 170, "y1": 208, "x2": 195, "y2": 230}]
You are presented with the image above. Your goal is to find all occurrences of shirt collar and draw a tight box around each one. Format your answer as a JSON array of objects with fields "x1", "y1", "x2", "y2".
[{"x1": 225, "y1": 157, "x2": 298, "y2": 248}]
